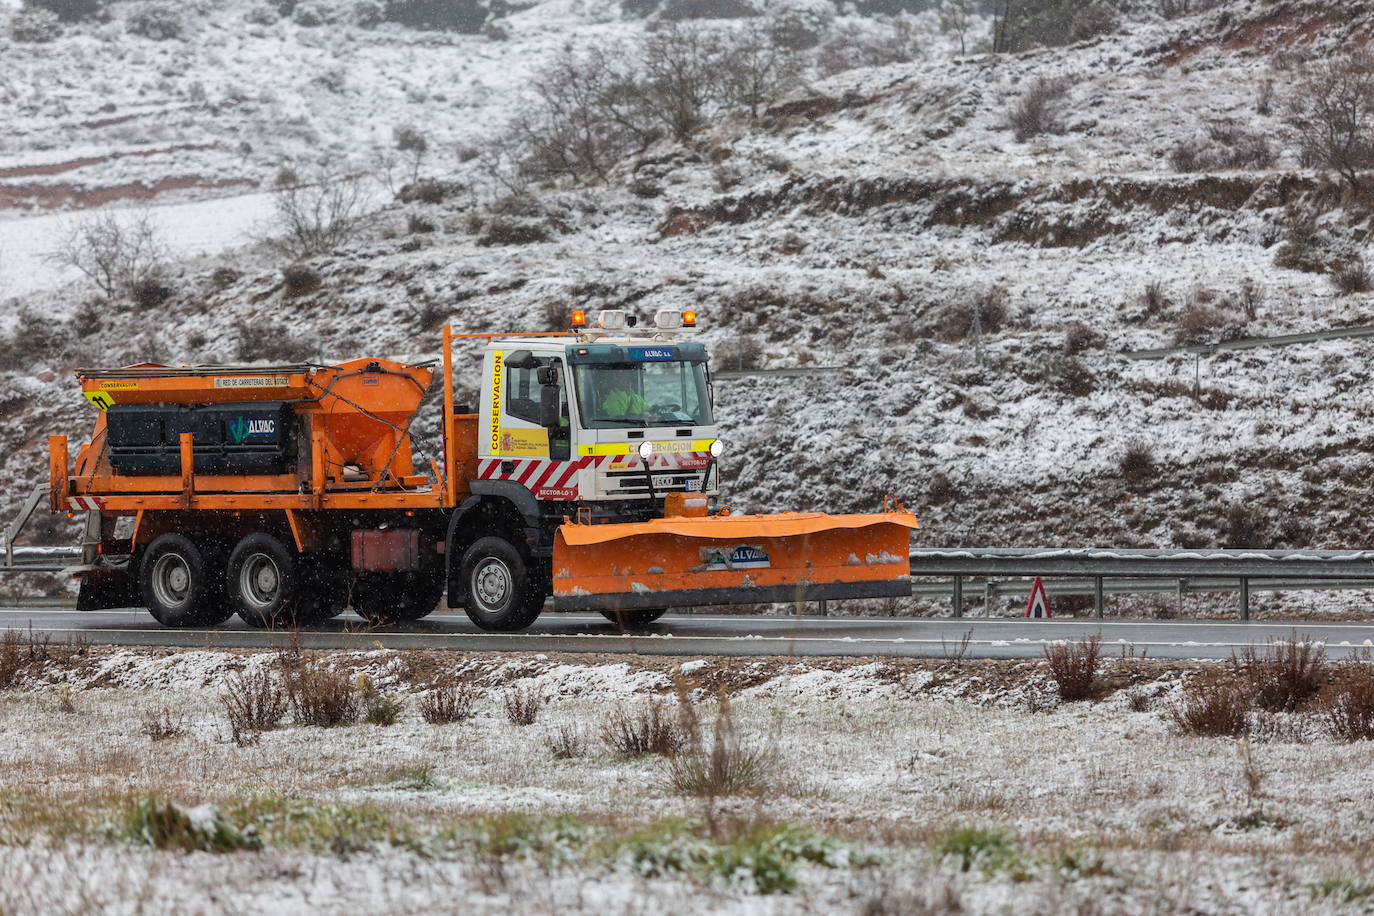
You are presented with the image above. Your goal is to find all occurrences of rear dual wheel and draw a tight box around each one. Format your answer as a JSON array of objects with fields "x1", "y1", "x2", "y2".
[
  {"x1": 140, "y1": 534, "x2": 236, "y2": 628},
  {"x1": 228, "y1": 533, "x2": 344, "y2": 629}
]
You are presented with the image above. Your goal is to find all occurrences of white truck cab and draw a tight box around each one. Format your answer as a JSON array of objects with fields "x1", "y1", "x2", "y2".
[{"x1": 475, "y1": 309, "x2": 722, "y2": 510}]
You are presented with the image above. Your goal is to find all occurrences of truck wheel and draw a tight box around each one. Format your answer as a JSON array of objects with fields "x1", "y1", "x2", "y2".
[
  {"x1": 295, "y1": 558, "x2": 349, "y2": 626},
  {"x1": 228, "y1": 533, "x2": 306, "y2": 629},
  {"x1": 460, "y1": 536, "x2": 541, "y2": 632},
  {"x1": 352, "y1": 571, "x2": 444, "y2": 625},
  {"x1": 140, "y1": 533, "x2": 222, "y2": 628},
  {"x1": 600, "y1": 608, "x2": 668, "y2": 628}
]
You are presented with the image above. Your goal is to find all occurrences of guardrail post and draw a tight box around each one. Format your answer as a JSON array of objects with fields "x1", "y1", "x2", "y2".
[
  {"x1": 983, "y1": 580, "x2": 992, "y2": 617},
  {"x1": 1094, "y1": 577, "x2": 1104, "y2": 618},
  {"x1": 818, "y1": 599, "x2": 828, "y2": 617},
  {"x1": 1240, "y1": 578, "x2": 1250, "y2": 621},
  {"x1": 952, "y1": 576, "x2": 963, "y2": 618}
]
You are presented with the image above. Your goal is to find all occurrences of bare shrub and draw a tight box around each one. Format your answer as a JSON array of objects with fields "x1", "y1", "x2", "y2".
[
  {"x1": 1174, "y1": 302, "x2": 1242, "y2": 346},
  {"x1": 666, "y1": 695, "x2": 773, "y2": 797},
  {"x1": 0, "y1": 307, "x2": 73, "y2": 366},
  {"x1": 1285, "y1": 52, "x2": 1374, "y2": 191},
  {"x1": 1052, "y1": 355, "x2": 1095, "y2": 397},
  {"x1": 1231, "y1": 636, "x2": 1327, "y2": 712},
  {"x1": 9, "y1": 8, "x2": 62, "y2": 41},
  {"x1": 263, "y1": 170, "x2": 371, "y2": 259},
  {"x1": 393, "y1": 124, "x2": 428, "y2": 184},
  {"x1": 1007, "y1": 76, "x2": 1071, "y2": 142},
  {"x1": 1119, "y1": 439, "x2": 1157, "y2": 488},
  {"x1": 1141, "y1": 280, "x2": 1169, "y2": 316},
  {"x1": 712, "y1": 334, "x2": 763, "y2": 371},
  {"x1": 220, "y1": 669, "x2": 287, "y2": 745},
  {"x1": 0, "y1": 631, "x2": 23, "y2": 690},
  {"x1": 1220, "y1": 502, "x2": 1265, "y2": 549},
  {"x1": 721, "y1": 21, "x2": 801, "y2": 118},
  {"x1": 27, "y1": 0, "x2": 102, "y2": 22},
  {"x1": 1238, "y1": 278, "x2": 1265, "y2": 319},
  {"x1": 816, "y1": 16, "x2": 923, "y2": 79},
  {"x1": 126, "y1": 1, "x2": 185, "y2": 40},
  {"x1": 1169, "y1": 673, "x2": 1252, "y2": 737},
  {"x1": 1330, "y1": 257, "x2": 1372, "y2": 295},
  {"x1": 601, "y1": 699, "x2": 687, "y2": 757},
  {"x1": 1324, "y1": 661, "x2": 1374, "y2": 741},
  {"x1": 286, "y1": 660, "x2": 359, "y2": 727},
  {"x1": 281, "y1": 263, "x2": 322, "y2": 297},
  {"x1": 927, "y1": 471, "x2": 956, "y2": 505},
  {"x1": 1169, "y1": 121, "x2": 1275, "y2": 172},
  {"x1": 939, "y1": 286, "x2": 1009, "y2": 341},
  {"x1": 140, "y1": 708, "x2": 185, "y2": 742},
  {"x1": 419, "y1": 678, "x2": 479, "y2": 724},
  {"x1": 1272, "y1": 206, "x2": 1328, "y2": 273},
  {"x1": 50, "y1": 210, "x2": 169, "y2": 302},
  {"x1": 406, "y1": 212, "x2": 438, "y2": 234},
  {"x1": 503, "y1": 684, "x2": 543, "y2": 726},
  {"x1": 359, "y1": 676, "x2": 402, "y2": 726},
  {"x1": 477, "y1": 217, "x2": 549, "y2": 247},
  {"x1": 544, "y1": 723, "x2": 586, "y2": 759},
  {"x1": 234, "y1": 319, "x2": 314, "y2": 363},
  {"x1": 1063, "y1": 321, "x2": 1104, "y2": 355},
  {"x1": 1125, "y1": 686, "x2": 1153, "y2": 712},
  {"x1": 1043, "y1": 635, "x2": 1101, "y2": 702}
]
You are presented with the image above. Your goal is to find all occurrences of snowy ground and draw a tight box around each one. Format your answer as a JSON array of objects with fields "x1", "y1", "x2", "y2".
[{"x1": 0, "y1": 644, "x2": 1368, "y2": 912}]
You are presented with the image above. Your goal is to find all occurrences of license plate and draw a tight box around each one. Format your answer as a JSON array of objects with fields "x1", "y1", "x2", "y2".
[{"x1": 685, "y1": 478, "x2": 702, "y2": 492}]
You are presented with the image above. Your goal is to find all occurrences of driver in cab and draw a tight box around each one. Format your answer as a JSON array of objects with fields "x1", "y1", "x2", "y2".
[{"x1": 597, "y1": 372, "x2": 650, "y2": 420}]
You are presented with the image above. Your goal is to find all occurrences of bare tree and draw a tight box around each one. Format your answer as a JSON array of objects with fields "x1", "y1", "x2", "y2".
[
  {"x1": 939, "y1": 0, "x2": 973, "y2": 55},
  {"x1": 721, "y1": 22, "x2": 800, "y2": 117},
  {"x1": 1285, "y1": 52, "x2": 1374, "y2": 192},
  {"x1": 639, "y1": 22, "x2": 730, "y2": 142},
  {"x1": 50, "y1": 209, "x2": 169, "y2": 300},
  {"x1": 393, "y1": 124, "x2": 428, "y2": 184},
  {"x1": 263, "y1": 169, "x2": 372, "y2": 259}
]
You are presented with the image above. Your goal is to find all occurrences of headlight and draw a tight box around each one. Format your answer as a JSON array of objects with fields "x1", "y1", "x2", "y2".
[
  {"x1": 638, "y1": 441, "x2": 654, "y2": 461},
  {"x1": 709, "y1": 439, "x2": 724, "y2": 458}
]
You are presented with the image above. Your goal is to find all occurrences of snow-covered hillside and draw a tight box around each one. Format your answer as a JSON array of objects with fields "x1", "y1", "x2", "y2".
[{"x1": 4, "y1": 0, "x2": 1374, "y2": 604}]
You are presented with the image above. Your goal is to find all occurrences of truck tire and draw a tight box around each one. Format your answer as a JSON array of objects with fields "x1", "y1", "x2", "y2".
[
  {"x1": 600, "y1": 608, "x2": 668, "y2": 628},
  {"x1": 296, "y1": 559, "x2": 349, "y2": 626},
  {"x1": 139, "y1": 533, "x2": 227, "y2": 628},
  {"x1": 352, "y1": 571, "x2": 444, "y2": 625},
  {"x1": 460, "y1": 536, "x2": 541, "y2": 632},
  {"x1": 227, "y1": 533, "x2": 309, "y2": 629}
]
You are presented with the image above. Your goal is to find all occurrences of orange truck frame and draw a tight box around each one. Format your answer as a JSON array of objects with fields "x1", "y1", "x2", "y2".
[{"x1": 45, "y1": 312, "x2": 918, "y2": 631}]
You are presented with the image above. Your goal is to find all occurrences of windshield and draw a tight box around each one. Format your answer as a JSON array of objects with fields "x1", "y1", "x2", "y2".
[{"x1": 574, "y1": 361, "x2": 713, "y2": 429}]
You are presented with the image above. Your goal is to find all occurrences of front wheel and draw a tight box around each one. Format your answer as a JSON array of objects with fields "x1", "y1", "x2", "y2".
[
  {"x1": 460, "y1": 536, "x2": 542, "y2": 632},
  {"x1": 600, "y1": 608, "x2": 668, "y2": 628}
]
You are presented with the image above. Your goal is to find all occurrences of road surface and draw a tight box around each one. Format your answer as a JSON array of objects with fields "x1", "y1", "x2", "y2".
[{"x1": 2, "y1": 607, "x2": 1371, "y2": 660}]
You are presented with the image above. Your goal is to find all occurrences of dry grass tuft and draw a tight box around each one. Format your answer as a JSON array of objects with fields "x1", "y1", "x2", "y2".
[
  {"x1": 419, "y1": 678, "x2": 480, "y2": 725},
  {"x1": 666, "y1": 695, "x2": 774, "y2": 797},
  {"x1": 601, "y1": 699, "x2": 687, "y2": 757},
  {"x1": 544, "y1": 723, "x2": 586, "y2": 760},
  {"x1": 503, "y1": 684, "x2": 543, "y2": 726},
  {"x1": 1324, "y1": 661, "x2": 1374, "y2": 741},
  {"x1": 1169, "y1": 673, "x2": 1251, "y2": 737},
  {"x1": 220, "y1": 669, "x2": 287, "y2": 746},
  {"x1": 140, "y1": 708, "x2": 186, "y2": 742},
  {"x1": 1232, "y1": 636, "x2": 1327, "y2": 712},
  {"x1": 1043, "y1": 635, "x2": 1102, "y2": 702},
  {"x1": 285, "y1": 660, "x2": 359, "y2": 727}
]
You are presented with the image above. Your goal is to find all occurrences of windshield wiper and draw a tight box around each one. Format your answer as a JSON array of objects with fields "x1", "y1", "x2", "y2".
[{"x1": 601, "y1": 417, "x2": 647, "y2": 427}]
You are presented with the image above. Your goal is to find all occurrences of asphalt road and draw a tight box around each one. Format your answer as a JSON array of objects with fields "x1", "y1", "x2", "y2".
[{"x1": 4, "y1": 607, "x2": 1374, "y2": 660}]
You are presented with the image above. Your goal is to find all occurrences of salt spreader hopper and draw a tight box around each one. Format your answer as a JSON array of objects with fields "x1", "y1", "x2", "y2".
[{"x1": 42, "y1": 310, "x2": 918, "y2": 631}]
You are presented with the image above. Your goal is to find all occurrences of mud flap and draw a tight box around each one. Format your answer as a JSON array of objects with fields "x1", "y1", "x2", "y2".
[
  {"x1": 75, "y1": 567, "x2": 141, "y2": 611},
  {"x1": 550, "y1": 510, "x2": 919, "y2": 613}
]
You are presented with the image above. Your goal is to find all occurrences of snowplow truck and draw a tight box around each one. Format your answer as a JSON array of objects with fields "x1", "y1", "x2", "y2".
[{"x1": 44, "y1": 309, "x2": 918, "y2": 631}]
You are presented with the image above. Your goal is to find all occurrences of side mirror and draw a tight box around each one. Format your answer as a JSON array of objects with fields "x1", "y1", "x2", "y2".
[
  {"x1": 536, "y1": 366, "x2": 559, "y2": 387},
  {"x1": 539, "y1": 384, "x2": 560, "y2": 428},
  {"x1": 505, "y1": 350, "x2": 538, "y2": 370}
]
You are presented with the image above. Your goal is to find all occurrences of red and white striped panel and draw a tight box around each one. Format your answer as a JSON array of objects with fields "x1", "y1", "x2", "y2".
[
  {"x1": 476, "y1": 457, "x2": 592, "y2": 500},
  {"x1": 67, "y1": 496, "x2": 104, "y2": 511},
  {"x1": 608, "y1": 451, "x2": 710, "y2": 471}
]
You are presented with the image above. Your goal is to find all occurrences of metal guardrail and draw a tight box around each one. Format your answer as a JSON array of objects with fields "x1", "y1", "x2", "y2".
[
  {"x1": 908, "y1": 548, "x2": 1374, "y2": 620},
  {"x1": 1122, "y1": 323, "x2": 1374, "y2": 361}
]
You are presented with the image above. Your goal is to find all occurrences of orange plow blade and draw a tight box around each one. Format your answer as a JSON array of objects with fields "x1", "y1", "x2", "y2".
[{"x1": 551, "y1": 511, "x2": 919, "y2": 612}]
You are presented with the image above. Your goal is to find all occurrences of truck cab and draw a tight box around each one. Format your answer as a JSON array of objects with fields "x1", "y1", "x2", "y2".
[{"x1": 475, "y1": 308, "x2": 722, "y2": 520}]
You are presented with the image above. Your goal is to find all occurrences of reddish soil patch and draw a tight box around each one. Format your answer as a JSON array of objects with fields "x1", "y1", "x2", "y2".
[
  {"x1": 0, "y1": 143, "x2": 220, "y2": 180},
  {"x1": 0, "y1": 175, "x2": 256, "y2": 211}
]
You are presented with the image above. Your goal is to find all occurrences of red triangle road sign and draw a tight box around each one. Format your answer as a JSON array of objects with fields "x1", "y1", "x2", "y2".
[{"x1": 1024, "y1": 576, "x2": 1052, "y2": 618}]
